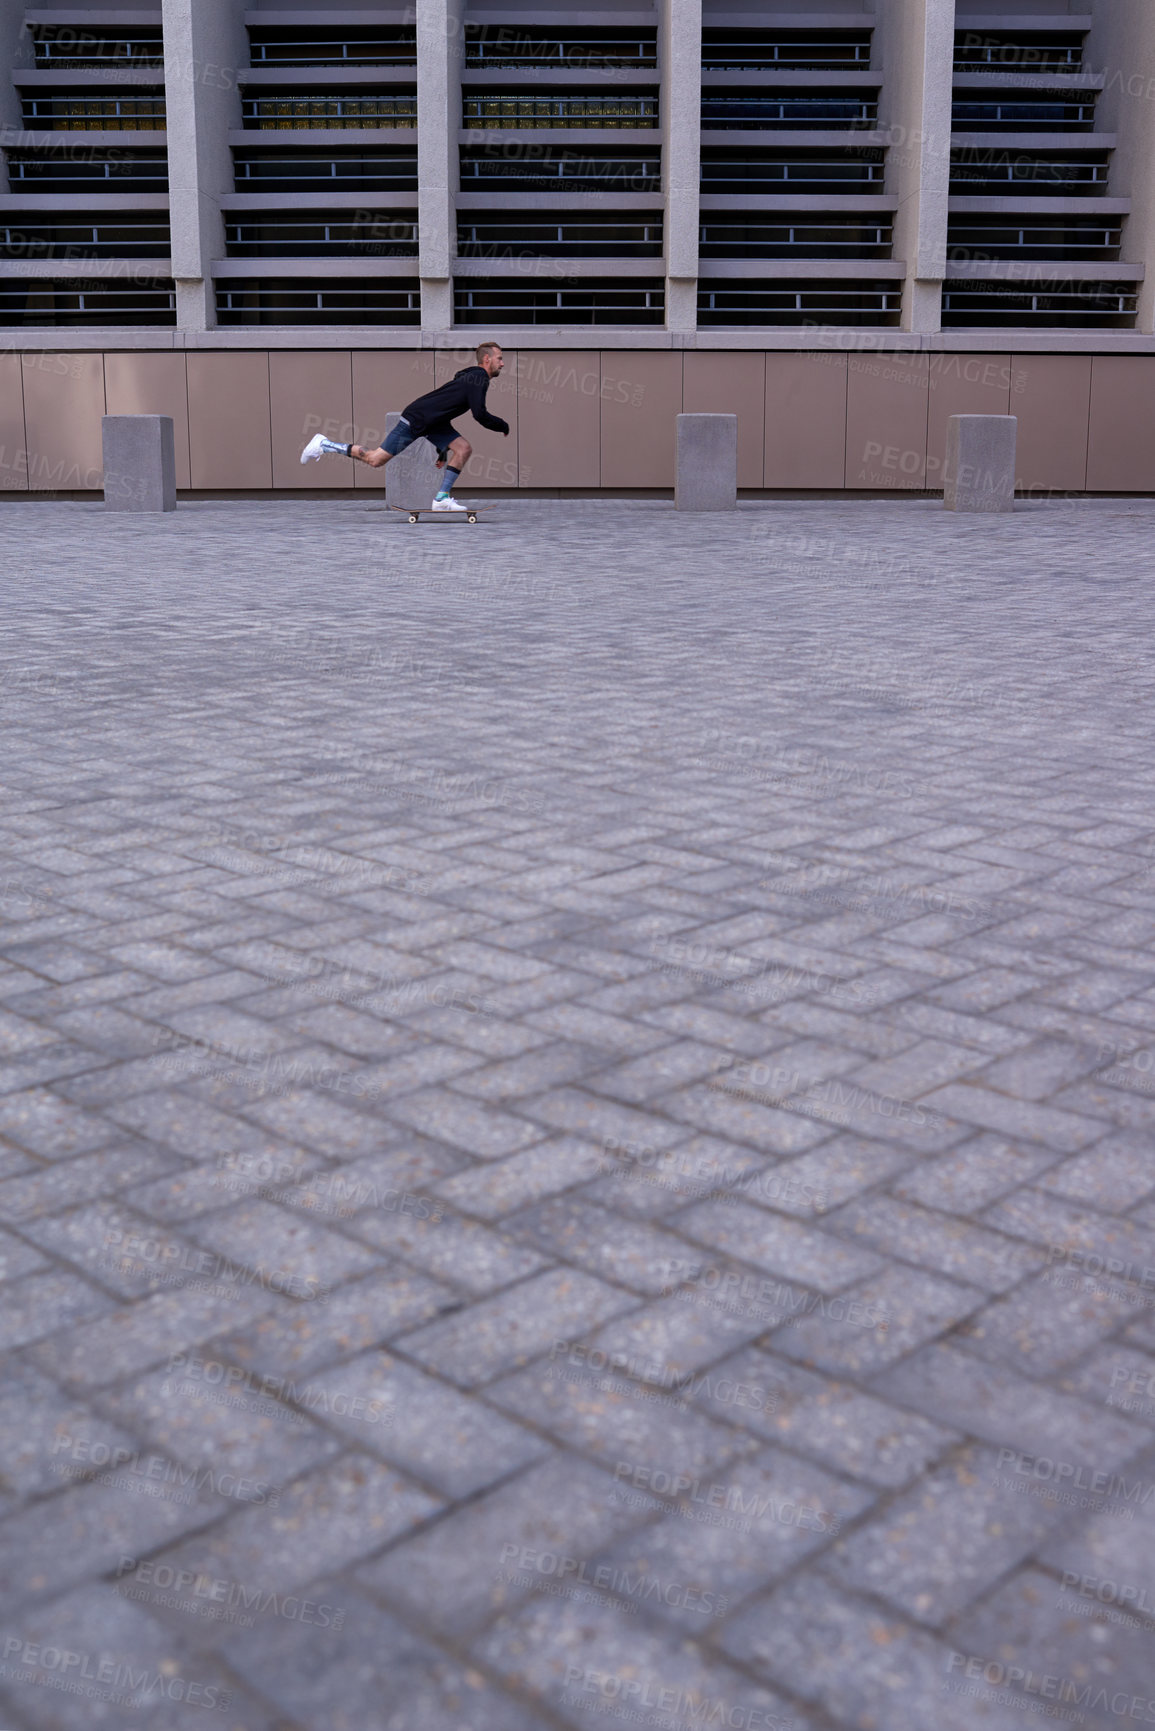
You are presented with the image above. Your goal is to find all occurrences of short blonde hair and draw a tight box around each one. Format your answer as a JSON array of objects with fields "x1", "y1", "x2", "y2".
[{"x1": 476, "y1": 341, "x2": 502, "y2": 364}]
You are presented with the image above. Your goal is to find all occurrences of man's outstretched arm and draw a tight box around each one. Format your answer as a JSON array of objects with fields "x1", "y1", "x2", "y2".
[{"x1": 465, "y1": 376, "x2": 509, "y2": 434}]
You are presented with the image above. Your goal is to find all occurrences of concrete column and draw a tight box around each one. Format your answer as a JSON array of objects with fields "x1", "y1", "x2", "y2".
[
  {"x1": 0, "y1": 0, "x2": 30, "y2": 140},
  {"x1": 418, "y1": 0, "x2": 463, "y2": 336},
  {"x1": 162, "y1": 0, "x2": 246, "y2": 332},
  {"x1": 103, "y1": 415, "x2": 177, "y2": 511},
  {"x1": 662, "y1": 0, "x2": 702, "y2": 334},
  {"x1": 877, "y1": 0, "x2": 955, "y2": 334},
  {"x1": 676, "y1": 413, "x2": 736, "y2": 510},
  {"x1": 943, "y1": 415, "x2": 1016, "y2": 513},
  {"x1": 383, "y1": 411, "x2": 440, "y2": 507},
  {"x1": 1085, "y1": 0, "x2": 1155, "y2": 334}
]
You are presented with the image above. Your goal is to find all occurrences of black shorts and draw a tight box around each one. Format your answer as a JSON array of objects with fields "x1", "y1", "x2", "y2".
[{"x1": 385, "y1": 417, "x2": 461, "y2": 458}]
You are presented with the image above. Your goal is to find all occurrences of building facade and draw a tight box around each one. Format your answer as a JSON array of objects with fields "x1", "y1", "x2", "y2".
[{"x1": 1, "y1": 0, "x2": 1154, "y2": 493}]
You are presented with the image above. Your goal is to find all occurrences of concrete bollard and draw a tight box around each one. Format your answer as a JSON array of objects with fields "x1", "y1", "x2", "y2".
[
  {"x1": 943, "y1": 415, "x2": 1017, "y2": 514},
  {"x1": 676, "y1": 413, "x2": 737, "y2": 512},
  {"x1": 102, "y1": 415, "x2": 176, "y2": 512},
  {"x1": 383, "y1": 410, "x2": 441, "y2": 509}
]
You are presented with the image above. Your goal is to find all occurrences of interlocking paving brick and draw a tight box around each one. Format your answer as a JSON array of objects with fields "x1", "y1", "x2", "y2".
[
  {"x1": 825, "y1": 1441, "x2": 1079, "y2": 1625},
  {"x1": 892, "y1": 1130, "x2": 1059, "y2": 1212},
  {"x1": 0, "y1": 1582, "x2": 281, "y2": 1731},
  {"x1": 386, "y1": 1085, "x2": 547, "y2": 1158},
  {"x1": 674, "y1": 1197, "x2": 885, "y2": 1291},
  {"x1": 300, "y1": 1348, "x2": 548, "y2": 1497},
  {"x1": 0, "y1": 1140, "x2": 181, "y2": 1222},
  {"x1": 771, "y1": 1264, "x2": 985, "y2": 1376},
  {"x1": 8, "y1": 497, "x2": 1155, "y2": 1731},
  {"x1": 219, "y1": 1593, "x2": 556, "y2": 1731},
  {"x1": 141, "y1": 1454, "x2": 443, "y2": 1600},
  {"x1": 0, "y1": 1468, "x2": 227, "y2": 1615},
  {"x1": 948, "y1": 1564, "x2": 1155, "y2": 1731},
  {"x1": 0, "y1": 1084, "x2": 114, "y2": 1157},
  {"x1": 398, "y1": 1267, "x2": 635, "y2": 1387},
  {"x1": 0, "y1": 1267, "x2": 113, "y2": 1349},
  {"x1": 876, "y1": 1340, "x2": 1152, "y2": 1463},
  {"x1": 718, "y1": 1572, "x2": 1027, "y2": 1731},
  {"x1": 505, "y1": 1196, "x2": 704, "y2": 1295},
  {"x1": 474, "y1": 1596, "x2": 804, "y2": 1731},
  {"x1": 357, "y1": 1453, "x2": 657, "y2": 1639},
  {"x1": 184, "y1": 1198, "x2": 380, "y2": 1293},
  {"x1": 828, "y1": 1194, "x2": 1040, "y2": 1292},
  {"x1": 433, "y1": 1132, "x2": 608, "y2": 1218},
  {"x1": 0, "y1": 1225, "x2": 49, "y2": 1280},
  {"x1": 688, "y1": 1348, "x2": 958, "y2": 1488},
  {"x1": 590, "y1": 1441, "x2": 874, "y2": 1630},
  {"x1": 348, "y1": 1206, "x2": 546, "y2": 1294},
  {"x1": 27, "y1": 1283, "x2": 282, "y2": 1389},
  {"x1": 1037, "y1": 1130, "x2": 1155, "y2": 1212}
]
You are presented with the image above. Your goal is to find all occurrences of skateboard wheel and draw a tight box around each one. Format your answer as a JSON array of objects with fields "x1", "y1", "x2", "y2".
[
  {"x1": 408, "y1": 513, "x2": 418, "y2": 523},
  {"x1": 467, "y1": 513, "x2": 478, "y2": 523}
]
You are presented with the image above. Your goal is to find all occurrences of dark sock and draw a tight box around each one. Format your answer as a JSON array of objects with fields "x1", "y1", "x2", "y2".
[{"x1": 435, "y1": 466, "x2": 461, "y2": 499}]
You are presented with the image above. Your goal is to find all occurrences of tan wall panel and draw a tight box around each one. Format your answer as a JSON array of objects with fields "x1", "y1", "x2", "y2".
[
  {"x1": 1087, "y1": 356, "x2": 1155, "y2": 492},
  {"x1": 351, "y1": 350, "x2": 435, "y2": 489},
  {"x1": 1010, "y1": 355, "x2": 1090, "y2": 494},
  {"x1": 514, "y1": 350, "x2": 600, "y2": 488},
  {"x1": 188, "y1": 352, "x2": 271, "y2": 490},
  {"x1": 103, "y1": 352, "x2": 192, "y2": 490},
  {"x1": 684, "y1": 351, "x2": 766, "y2": 490},
  {"x1": 600, "y1": 352, "x2": 681, "y2": 488},
  {"x1": 925, "y1": 353, "x2": 1012, "y2": 491},
  {"x1": 434, "y1": 343, "x2": 518, "y2": 490},
  {"x1": 845, "y1": 353, "x2": 930, "y2": 489},
  {"x1": 270, "y1": 352, "x2": 353, "y2": 489},
  {"x1": 765, "y1": 354, "x2": 846, "y2": 489},
  {"x1": 0, "y1": 353, "x2": 27, "y2": 491},
  {"x1": 22, "y1": 352, "x2": 104, "y2": 491}
]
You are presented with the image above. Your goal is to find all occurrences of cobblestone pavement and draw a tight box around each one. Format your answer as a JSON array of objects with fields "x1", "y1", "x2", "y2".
[{"x1": 3, "y1": 494, "x2": 1155, "y2": 1731}]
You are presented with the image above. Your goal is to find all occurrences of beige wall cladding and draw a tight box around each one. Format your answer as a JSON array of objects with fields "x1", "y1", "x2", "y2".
[
  {"x1": 925, "y1": 354, "x2": 1012, "y2": 492},
  {"x1": 846, "y1": 353, "x2": 931, "y2": 490},
  {"x1": 0, "y1": 352, "x2": 27, "y2": 491},
  {"x1": 188, "y1": 352, "x2": 272, "y2": 491},
  {"x1": 22, "y1": 353, "x2": 104, "y2": 492},
  {"x1": 1011, "y1": 356, "x2": 1091, "y2": 496},
  {"x1": 270, "y1": 353, "x2": 353, "y2": 490},
  {"x1": 435, "y1": 345, "x2": 519, "y2": 490},
  {"x1": 514, "y1": 351, "x2": 600, "y2": 489},
  {"x1": 683, "y1": 352, "x2": 766, "y2": 490},
  {"x1": 1087, "y1": 357, "x2": 1155, "y2": 492},
  {"x1": 103, "y1": 353, "x2": 192, "y2": 491},
  {"x1": 351, "y1": 351, "x2": 435, "y2": 490},
  {"x1": 600, "y1": 352, "x2": 681, "y2": 488},
  {"x1": 764, "y1": 354, "x2": 847, "y2": 490}
]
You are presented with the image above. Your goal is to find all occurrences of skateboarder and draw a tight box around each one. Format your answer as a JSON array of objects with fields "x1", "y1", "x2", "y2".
[{"x1": 300, "y1": 341, "x2": 509, "y2": 513}]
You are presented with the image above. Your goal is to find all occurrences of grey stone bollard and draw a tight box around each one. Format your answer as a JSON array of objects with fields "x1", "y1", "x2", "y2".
[
  {"x1": 102, "y1": 415, "x2": 176, "y2": 512},
  {"x1": 675, "y1": 413, "x2": 737, "y2": 512},
  {"x1": 943, "y1": 415, "x2": 1017, "y2": 514},
  {"x1": 383, "y1": 410, "x2": 441, "y2": 508}
]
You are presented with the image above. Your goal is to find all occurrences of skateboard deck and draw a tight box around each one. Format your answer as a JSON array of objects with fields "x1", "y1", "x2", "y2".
[{"x1": 389, "y1": 503, "x2": 495, "y2": 524}]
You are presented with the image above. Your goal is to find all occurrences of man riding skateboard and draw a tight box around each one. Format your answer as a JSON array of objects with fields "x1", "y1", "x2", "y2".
[{"x1": 301, "y1": 341, "x2": 509, "y2": 512}]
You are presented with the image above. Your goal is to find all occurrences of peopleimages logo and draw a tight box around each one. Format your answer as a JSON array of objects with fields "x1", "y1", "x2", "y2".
[
  {"x1": 945, "y1": 1651, "x2": 1155, "y2": 1723},
  {"x1": 1, "y1": 1639, "x2": 229, "y2": 1712},
  {"x1": 611, "y1": 1462, "x2": 842, "y2": 1535},
  {"x1": 996, "y1": 1447, "x2": 1155, "y2": 1506},
  {"x1": 50, "y1": 1434, "x2": 280, "y2": 1507},
  {"x1": 561, "y1": 1665, "x2": 794, "y2": 1729}
]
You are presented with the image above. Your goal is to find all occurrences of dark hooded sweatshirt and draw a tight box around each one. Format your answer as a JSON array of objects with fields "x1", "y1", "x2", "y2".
[{"x1": 400, "y1": 366, "x2": 509, "y2": 436}]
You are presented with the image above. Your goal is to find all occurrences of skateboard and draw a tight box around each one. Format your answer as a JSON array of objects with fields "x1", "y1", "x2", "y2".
[{"x1": 389, "y1": 503, "x2": 495, "y2": 525}]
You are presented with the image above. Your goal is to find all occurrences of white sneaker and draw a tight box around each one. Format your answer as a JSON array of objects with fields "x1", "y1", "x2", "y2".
[
  {"x1": 300, "y1": 434, "x2": 327, "y2": 464},
  {"x1": 431, "y1": 496, "x2": 467, "y2": 513}
]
